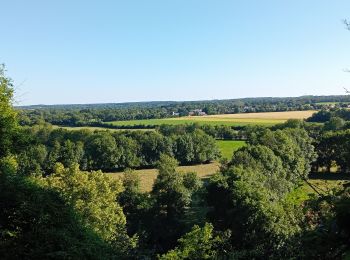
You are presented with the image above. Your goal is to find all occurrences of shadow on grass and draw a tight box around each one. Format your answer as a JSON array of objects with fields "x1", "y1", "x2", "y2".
[{"x1": 309, "y1": 172, "x2": 350, "y2": 181}]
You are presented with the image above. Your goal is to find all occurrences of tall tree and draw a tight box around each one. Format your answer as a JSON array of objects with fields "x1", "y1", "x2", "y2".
[
  {"x1": 149, "y1": 154, "x2": 201, "y2": 253},
  {"x1": 0, "y1": 64, "x2": 18, "y2": 157}
]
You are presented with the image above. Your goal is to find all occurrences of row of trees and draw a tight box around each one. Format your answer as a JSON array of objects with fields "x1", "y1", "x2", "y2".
[
  {"x1": 307, "y1": 109, "x2": 350, "y2": 124},
  {"x1": 157, "y1": 124, "x2": 246, "y2": 140},
  {"x1": 304, "y1": 110, "x2": 350, "y2": 173},
  {"x1": 308, "y1": 109, "x2": 350, "y2": 122},
  {"x1": 16, "y1": 125, "x2": 220, "y2": 175}
]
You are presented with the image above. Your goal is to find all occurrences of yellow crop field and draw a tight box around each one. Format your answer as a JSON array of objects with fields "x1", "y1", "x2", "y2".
[
  {"x1": 108, "y1": 110, "x2": 317, "y2": 127},
  {"x1": 170, "y1": 110, "x2": 317, "y2": 121}
]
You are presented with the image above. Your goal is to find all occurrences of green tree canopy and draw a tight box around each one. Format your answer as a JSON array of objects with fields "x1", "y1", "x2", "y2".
[
  {"x1": 160, "y1": 223, "x2": 231, "y2": 260},
  {"x1": 41, "y1": 163, "x2": 129, "y2": 244},
  {"x1": 0, "y1": 64, "x2": 18, "y2": 157},
  {"x1": 149, "y1": 154, "x2": 201, "y2": 252},
  {"x1": 0, "y1": 158, "x2": 118, "y2": 259}
]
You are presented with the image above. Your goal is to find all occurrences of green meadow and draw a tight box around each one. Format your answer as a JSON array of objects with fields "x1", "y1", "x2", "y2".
[{"x1": 217, "y1": 140, "x2": 247, "y2": 159}]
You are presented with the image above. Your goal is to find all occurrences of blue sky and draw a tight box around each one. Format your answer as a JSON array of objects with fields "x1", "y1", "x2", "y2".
[{"x1": 2, "y1": 1, "x2": 350, "y2": 105}]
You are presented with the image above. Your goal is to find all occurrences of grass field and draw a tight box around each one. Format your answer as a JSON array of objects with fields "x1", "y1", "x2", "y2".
[
  {"x1": 217, "y1": 140, "x2": 246, "y2": 159},
  {"x1": 107, "y1": 162, "x2": 220, "y2": 192},
  {"x1": 108, "y1": 162, "x2": 349, "y2": 195},
  {"x1": 106, "y1": 110, "x2": 316, "y2": 127},
  {"x1": 108, "y1": 140, "x2": 244, "y2": 191},
  {"x1": 287, "y1": 179, "x2": 349, "y2": 205}
]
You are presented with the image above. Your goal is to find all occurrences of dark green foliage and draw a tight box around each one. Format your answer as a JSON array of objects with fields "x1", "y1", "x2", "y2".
[
  {"x1": 132, "y1": 131, "x2": 173, "y2": 166},
  {"x1": 231, "y1": 145, "x2": 291, "y2": 196},
  {"x1": 0, "y1": 65, "x2": 18, "y2": 157},
  {"x1": 113, "y1": 135, "x2": 141, "y2": 168},
  {"x1": 85, "y1": 132, "x2": 119, "y2": 171},
  {"x1": 251, "y1": 128, "x2": 317, "y2": 184},
  {"x1": 308, "y1": 108, "x2": 350, "y2": 123},
  {"x1": 152, "y1": 155, "x2": 192, "y2": 217},
  {"x1": 119, "y1": 155, "x2": 204, "y2": 256},
  {"x1": 17, "y1": 144, "x2": 48, "y2": 176},
  {"x1": 148, "y1": 155, "x2": 202, "y2": 253},
  {"x1": 296, "y1": 187, "x2": 350, "y2": 259},
  {"x1": 324, "y1": 116, "x2": 346, "y2": 131},
  {"x1": 273, "y1": 119, "x2": 306, "y2": 130},
  {"x1": 160, "y1": 223, "x2": 231, "y2": 260},
  {"x1": 182, "y1": 171, "x2": 202, "y2": 193},
  {"x1": 308, "y1": 109, "x2": 332, "y2": 122},
  {"x1": 207, "y1": 166, "x2": 302, "y2": 258},
  {"x1": 314, "y1": 130, "x2": 350, "y2": 173},
  {"x1": 16, "y1": 125, "x2": 219, "y2": 176},
  {"x1": 158, "y1": 123, "x2": 242, "y2": 140},
  {"x1": 60, "y1": 140, "x2": 85, "y2": 168},
  {"x1": 206, "y1": 128, "x2": 316, "y2": 258},
  {"x1": 173, "y1": 129, "x2": 220, "y2": 165},
  {"x1": 0, "y1": 164, "x2": 118, "y2": 259},
  {"x1": 42, "y1": 164, "x2": 129, "y2": 244},
  {"x1": 119, "y1": 170, "x2": 150, "y2": 237}
]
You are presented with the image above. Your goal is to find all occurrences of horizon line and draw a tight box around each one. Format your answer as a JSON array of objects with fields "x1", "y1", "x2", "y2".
[{"x1": 15, "y1": 94, "x2": 350, "y2": 107}]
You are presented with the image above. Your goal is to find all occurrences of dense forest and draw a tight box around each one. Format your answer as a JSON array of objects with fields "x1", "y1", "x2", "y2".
[{"x1": 1, "y1": 66, "x2": 350, "y2": 259}]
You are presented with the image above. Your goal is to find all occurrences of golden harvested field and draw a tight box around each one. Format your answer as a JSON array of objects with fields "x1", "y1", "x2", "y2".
[
  {"x1": 107, "y1": 162, "x2": 220, "y2": 192},
  {"x1": 108, "y1": 110, "x2": 317, "y2": 127},
  {"x1": 171, "y1": 110, "x2": 317, "y2": 121}
]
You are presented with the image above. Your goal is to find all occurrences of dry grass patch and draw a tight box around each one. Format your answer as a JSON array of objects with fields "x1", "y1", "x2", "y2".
[{"x1": 107, "y1": 162, "x2": 220, "y2": 192}]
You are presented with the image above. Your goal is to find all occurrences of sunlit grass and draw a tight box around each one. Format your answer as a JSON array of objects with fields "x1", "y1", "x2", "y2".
[
  {"x1": 216, "y1": 140, "x2": 246, "y2": 159},
  {"x1": 107, "y1": 162, "x2": 220, "y2": 192}
]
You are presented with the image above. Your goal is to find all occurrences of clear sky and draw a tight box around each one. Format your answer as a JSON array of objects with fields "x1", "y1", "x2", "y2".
[{"x1": 2, "y1": 1, "x2": 350, "y2": 105}]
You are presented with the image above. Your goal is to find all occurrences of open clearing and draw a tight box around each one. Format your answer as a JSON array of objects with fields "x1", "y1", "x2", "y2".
[
  {"x1": 106, "y1": 110, "x2": 316, "y2": 127},
  {"x1": 217, "y1": 140, "x2": 246, "y2": 159},
  {"x1": 108, "y1": 162, "x2": 349, "y2": 194},
  {"x1": 287, "y1": 179, "x2": 350, "y2": 205},
  {"x1": 107, "y1": 162, "x2": 220, "y2": 192}
]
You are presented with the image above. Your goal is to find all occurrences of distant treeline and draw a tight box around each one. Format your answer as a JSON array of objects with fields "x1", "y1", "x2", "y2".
[
  {"x1": 18, "y1": 95, "x2": 350, "y2": 127},
  {"x1": 98, "y1": 123, "x2": 247, "y2": 140}
]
